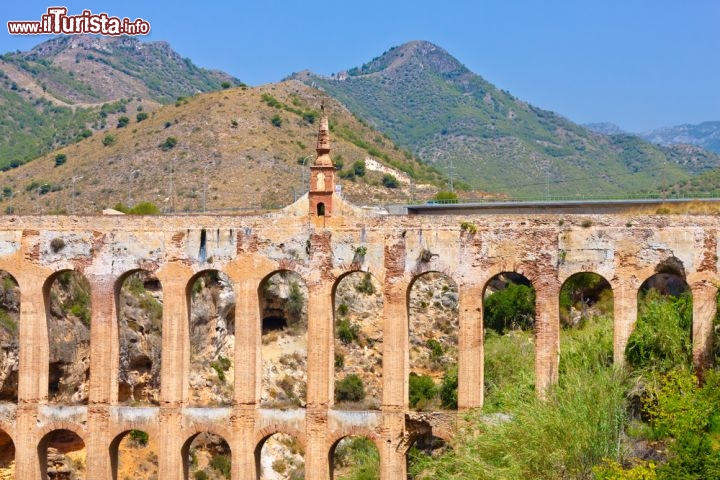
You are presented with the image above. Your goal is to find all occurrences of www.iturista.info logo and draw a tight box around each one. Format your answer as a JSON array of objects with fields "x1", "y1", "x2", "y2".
[{"x1": 7, "y1": 7, "x2": 150, "y2": 36}]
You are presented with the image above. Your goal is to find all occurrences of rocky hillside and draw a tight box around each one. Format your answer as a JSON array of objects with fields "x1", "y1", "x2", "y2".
[
  {"x1": 0, "y1": 80, "x2": 442, "y2": 214},
  {"x1": 291, "y1": 41, "x2": 720, "y2": 197},
  {"x1": 641, "y1": 121, "x2": 720, "y2": 154},
  {"x1": 0, "y1": 35, "x2": 240, "y2": 169}
]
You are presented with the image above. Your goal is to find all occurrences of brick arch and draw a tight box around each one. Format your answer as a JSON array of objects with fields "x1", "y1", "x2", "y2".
[
  {"x1": 108, "y1": 422, "x2": 160, "y2": 444},
  {"x1": 327, "y1": 430, "x2": 383, "y2": 480},
  {"x1": 109, "y1": 428, "x2": 157, "y2": 480},
  {"x1": 37, "y1": 422, "x2": 88, "y2": 480},
  {"x1": 254, "y1": 425, "x2": 306, "y2": 451},
  {"x1": 114, "y1": 268, "x2": 164, "y2": 406},
  {"x1": 481, "y1": 263, "x2": 542, "y2": 290},
  {"x1": 181, "y1": 427, "x2": 232, "y2": 480},
  {"x1": 185, "y1": 268, "x2": 233, "y2": 299},
  {"x1": 0, "y1": 420, "x2": 15, "y2": 443}
]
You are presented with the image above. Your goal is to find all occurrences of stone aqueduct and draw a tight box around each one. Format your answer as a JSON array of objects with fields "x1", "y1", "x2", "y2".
[{"x1": 0, "y1": 206, "x2": 717, "y2": 479}]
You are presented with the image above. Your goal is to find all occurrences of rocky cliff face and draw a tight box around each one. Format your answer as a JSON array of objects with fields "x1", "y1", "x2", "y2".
[
  {"x1": 189, "y1": 272, "x2": 236, "y2": 406},
  {"x1": 0, "y1": 272, "x2": 19, "y2": 402}
]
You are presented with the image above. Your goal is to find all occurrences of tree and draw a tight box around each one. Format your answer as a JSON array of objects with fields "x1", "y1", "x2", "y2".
[
  {"x1": 335, "y1": 374, "x2": 366, "y2": 403},
  {"x1": 117, "y1": 116, "x2": 130, "y2": 128},
  {"x1": 136, "y1": 112, "x2": 149, "y2": 122},
  {"x1": 271, "y1": 114, "x2": 282, "y2": 127},
  {"x1": 484, "y1": 283, "x2": 536, "y2": 333},
  {"x1": 103, "y1": 134, "x2": 116, "y2": 146},
  {"x1": 382, "y1": 174, "x2": 399, "y2": 188},
  {"x1": 159, "y1": 137, "x2": 178, "y2": 151},
  {"x1": 434, "y1": 191, "x2": 458, "y2": 203},
  {"x1": 353, "y1": 160, "x2": 366, "y2": 177},
  {"x1": 54, "y1": 153, "x2": 67, "y2": 167}
]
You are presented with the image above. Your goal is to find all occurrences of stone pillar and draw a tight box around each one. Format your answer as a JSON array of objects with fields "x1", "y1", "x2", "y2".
[
  {"x1": 157, "y1": 268, "x2": 188, "y2": 479},
  {"x1": 380, "y1": 412, "x2": 406, "y2": 480},
  {"x1": 535, "y1": 283, "x2": 560, "y2": 395},
  {"x1": 86, "y1": 275, "x2": 115, "y2": 479},
  {"x1": 233, "y1": 276, "x2": 259, "y2": 479},
  {"x1": 15, "y1": 272, "x2": 46, "y2": 479},
  {"x1": 457, "y1": 283, "x2": 483, "y2": 409},
  {"x1": 235, "y1": 278, "x2": 259, "y2": 406},
  {"x1": 613, "y1": 282, "x2": 637, "y2": 366},
  {"x1": 305, "y1": 280, "x2": 332, "y2": 480},
  {"x1": 381, "y1": 281, "x2": 408, "y2": 409},
  {"x1": 691, "y1": 280, "x2": 717, "y2": 370}
]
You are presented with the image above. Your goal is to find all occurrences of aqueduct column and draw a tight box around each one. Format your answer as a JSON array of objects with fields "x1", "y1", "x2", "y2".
[
  {"x1": 535, "y1": 281, "x2": 560, "y2": 395},
  {"x1": 613, "y1": 281, "x2": 638, "y2": 365},
  {"x1": 156, "y1": 266, "x2": 189, "y2": 480},
  {"x1": 457, "y1": 282, "x2": 483, "y2": 409},
  {"x1": 305, "y1": 278, "x2": 333, "y2": 480},
  {"x1": 233, "y1": 275, "x2": 260, "y2": 479},
  {"x1": 86, "y1": 275, "x2": 115, "y2": 479},
  {"x1": 691, "y1": 280, "x2": 717, "y2": 370},
  {"x1": 15, "y1": 271, "x2": 46, "y2": 479}
]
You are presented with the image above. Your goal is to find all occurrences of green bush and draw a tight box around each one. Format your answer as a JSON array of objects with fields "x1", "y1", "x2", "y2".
[
  {"x1": 355, "y1": 272, "x2": 375, "y2": 294},
  {"x1": 382, "y1": 173, "x2": 399, "y2": 188},
  {"x1": 117, "y1": 116, "x2": 130, "y2": 128},
  {"x1": 193, "y1": 471, "x2": 208, "y2": 480},
  {"x1": 102, "y1": 133, "x2": 116, "y2": 146},
  {"x1": 159, "y1": 136, "x2": 178, "y2": 151},
  {"x1": 335, "y1": 374, "x2": 366, "y2": 403},
  {"x1": 54, "y1": 153, "x2": 67, "y2": 167},
  {"x1": 210, "y1": 455, "x2": 231, "y2": 478},
  {"x1": 129, "y1": 429, "x2": 149, "y2": 447},
  {"x1": 409, "y1": 373, "x2": 437, "y2": 409},
  {"x1": 352, "y1": 160, "x2": 366, "y2": 177},
  {"x1": 337, "y1": 318, "x2": 359, "y2": 344},
  {"x1": 434, "y1": 191, "x2": 458, "y2": 203},
  {"x1": 113, "y1": 202, "x2": 160, "y2": 215},
  {"x1": 625, "y1": 290, "x2": 692, "y2": 371},
  {"x1": 271, "y1": 114, "x2": 282, "y2": 127},
  {"x1": 136, "y1": 112, "x2": 149, "y2": 122},
  {"x1": 484, "y1": 283, "x2": 536, "y2": 333},
  {"x1": 439, "y1": 365, "x2": 458, "y2": 409}
]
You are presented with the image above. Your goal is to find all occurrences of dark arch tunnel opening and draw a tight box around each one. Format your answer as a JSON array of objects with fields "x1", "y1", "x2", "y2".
[{"x1": 262, "y1": 316, "x2": 288, "y2": 333}]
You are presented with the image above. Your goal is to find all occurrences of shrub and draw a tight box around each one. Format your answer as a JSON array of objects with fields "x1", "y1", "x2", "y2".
[
  {"x1": 484, "y1": 283, "x2": 536, "y2": 333},
  {"x1": 210, "y1": 455, "x2": 231, "y2": 478},
  {"x1": 159, "y1": 137, "x2": 178, "y2": 151},
  {"x1": 460, "y1": 221, "x2": 477, "y2": 233},
  {"x1": 113, "y1": 202, "x2": 160, "y2": 215},
  {"x1": 286, "y1": 281, "x2": 304, "y2": 316},
  {"x1": 271, "y1": 114, "x2": 282, "y2": 127},
  {"x1": 337, "y1": 303, "x2": 349, "y2": 316},
  {"x1": 129, "y1": 429, "x2": 149, "y2": 447},
  {"x1": 193, "y1": 471, "x2": 208, "y2": 480},
  {"x1": 409, "y1": 373, "x2": 437, "y2": 409},
  {"x1": 221, "y1": 81, "x2": 231, "y2": 89},
  {"x1": 355, "y1": 272, "x2": 375, "y2": 294},
  {"x1": 117, "y1": 116, "x2": 130, "y2": 128},
  {"x1": 435, "y1": 191, "x2": 459, "y2": 203},
  {"x1": 103, "y1": 133, "x2": 116, "y2": 146},
  {"x1": 439, "y1": 365, "x2": 458, "y2": 409},
  {"x1": 353, "y1": 160, "x2": 366, "y2": 177},
  {"x1": 382, "y1": 174, "x2": 399, "y2": 188},
  {"x1": 136, "y1": 112, "x2": 149, "y2": 122},
  {"x1": 335, "y1": 374, "x2": 366, "y2": 402},
  {"x1": 337, "y1": 318, "x2": 359, "y2": 344},
  {"x1": 426, "y1": 338, "x2": 444, "y2": 361},
  {"x1": 54, "y1": 153, "x2": 67, "y2": 167}
]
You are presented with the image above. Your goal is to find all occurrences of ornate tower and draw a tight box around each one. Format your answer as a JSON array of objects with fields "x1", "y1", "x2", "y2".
[{"x1": 309, "y1": 107, "x2": 336, "y2": 217}]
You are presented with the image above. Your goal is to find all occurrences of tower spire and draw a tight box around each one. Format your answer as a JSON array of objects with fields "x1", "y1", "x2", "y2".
[
  {"x1": 309, "y1": 103, "x2": 336, "y2": 217},
  {"x1": 315, "y1": 104, "x2": 332, "y2": 165}
]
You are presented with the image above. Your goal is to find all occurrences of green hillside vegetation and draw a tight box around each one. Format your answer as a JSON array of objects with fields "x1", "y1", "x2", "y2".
[
  {"x1": 0, "y1": 35, "x2": 240, "y2": 170},
  {"x1": 0, "y1": 81, "x2": 442, "y2": 214},
  {"x1": 293, "y1": 41, "x2": 720, "y2": 197}
]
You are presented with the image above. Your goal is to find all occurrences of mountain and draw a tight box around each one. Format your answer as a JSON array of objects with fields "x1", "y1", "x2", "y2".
[
  {"x1": 291, "y1": 41, "x2": 720, "y2": 197},
  {"x1": 583, "y1": 122, "x2": 626, "y2": 136},
  {"x1": 0, "y1": 35, "x2": 241, "y2": 169},
  {"x1": 0, "y1": 81, "x2": 442, "y2": 214},
  {"x1": 641, "y1": 121, "x2": 720, "y2": 154}
]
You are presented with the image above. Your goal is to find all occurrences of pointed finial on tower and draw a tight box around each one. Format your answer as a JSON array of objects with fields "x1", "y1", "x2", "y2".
[{"x1": 314, "y1": 103, "x2": 332, "y2": 166}]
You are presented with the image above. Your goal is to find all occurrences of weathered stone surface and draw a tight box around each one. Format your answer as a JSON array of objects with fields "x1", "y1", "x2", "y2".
[{"x1": 0, "y1": 212, "x2": 716, "y2": 479}]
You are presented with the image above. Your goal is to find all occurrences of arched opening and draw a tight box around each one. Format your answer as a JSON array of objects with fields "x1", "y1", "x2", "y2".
[
  {"x1": 117, "y1": 271, "x2": 163, "y2": 405},
  {"x1": 559, "y1": 272, "x2": 614, "y2": 373},
  {"x1": 45, "y1": 270, "x2": 91, "y2": 405},
  {"x1": 258, "y1": 271, "x2": 308, "y2": 408},
  {"x1": 483, "y1": 272, "x2": 535, "y2": 407},
  {"x1": 406, "y1": 434, "x2": 450, "y2": 479},
  {"x1": 333, "y1": 272, "x2": 383, "y2": 409},
  {"x1": 188, "y1": 270, "x2": 235, "y2": 407},
  {"x1": 0, "y1": 271, "x2": 20, "y2": 403},
  {"x1": 407, "y1": 271, "x2": 459, "y2": 411},
  {"x1": 329, "y1": 435, "x2": 379, "y2": 479},
  {"x1": 0, "y1": 429, "x2": 14, "y2": 478},
  {"x1": 38, "y1": 429, "x2": 86, "y2": 480},
  {"x1": 626, "y1": 260, "x2": 692, "y2": 372},
  {"x1": 182, "y1": 432, "x2": 231, "y2": 480},
  {"x1": 110, "y1": 430, "x2": 157, "y2": 480},
  {"x1": 317, "y1": 203, "x2": 325, "y2": 216},
  {"x1": 255, "y1": 433, "x2": 304, "y2": 479}
]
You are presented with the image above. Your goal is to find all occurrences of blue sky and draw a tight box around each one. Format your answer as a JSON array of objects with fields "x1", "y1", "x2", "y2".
[{"x1": 1, "y1": 1, "x2": 718, "y2": 132}]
